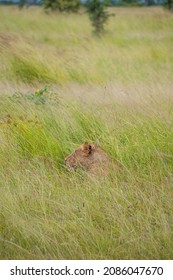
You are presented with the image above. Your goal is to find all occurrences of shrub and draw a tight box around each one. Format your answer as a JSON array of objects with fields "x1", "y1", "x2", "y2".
[
  {"x1": 87, "y1": 0, "x2": 111, "y2": 35},
  {"x1": 164, "y1": 0, "x2": 173, "y2": 10},
  {"x1": 44, "y1": 0, "x2": 80, "y2": 12}
]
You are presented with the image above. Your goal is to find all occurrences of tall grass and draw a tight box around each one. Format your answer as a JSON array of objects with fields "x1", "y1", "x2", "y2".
[
  {"x1": 0, "y1": 6, "x2": 173, "y2": 259},
  {"x1": 0, "y1": 6, "x2": 173, "y2": 85}
]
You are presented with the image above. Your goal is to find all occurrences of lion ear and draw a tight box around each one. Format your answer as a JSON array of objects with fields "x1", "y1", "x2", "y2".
[
  {"x1": 82, "y1": 142, "x2": 92, "y2": 155},
  {"x1": 82, "y1": 142, "x2": 88, "y2": 150}
]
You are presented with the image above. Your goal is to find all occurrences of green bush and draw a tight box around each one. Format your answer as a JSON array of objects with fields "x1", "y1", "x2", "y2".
[
  {"x1": 44, "y1": 0, "x2": 80, "y2": 12},
  {"x1": 87, "y1": 0, "x2": 111, "y2": 34},
  {"x1": 164, "y1": 0, "x2": 173, "y2": 10},
  {"x1": 44, "y1": 0, "x2": 59, "y2": 11}
]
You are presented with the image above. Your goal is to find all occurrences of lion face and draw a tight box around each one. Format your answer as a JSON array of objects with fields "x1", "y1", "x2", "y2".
[{"x1": 65, "y1": 142, "x2": 111, "y2": 172}]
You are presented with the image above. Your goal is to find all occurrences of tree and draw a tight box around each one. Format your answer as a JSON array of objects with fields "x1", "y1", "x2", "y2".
[
  {"x1": 44, "y1": 0, "x2": 80, "y2": 12},
  {"x1": 18, "y1": 0, "x2": 26, "y2": 9},
  {"x1": 87, "y1": 0, "x2": 111, "y2": 35},
  {"x1": 44, "y1": 0, "x2": 59, "y2": 11},
  {"x1": 165, "y1": 0, "x2": 173, "y2": 10}
]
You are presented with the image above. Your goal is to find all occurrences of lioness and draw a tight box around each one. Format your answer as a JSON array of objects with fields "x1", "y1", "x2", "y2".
[{"x1": 65, "y1": 142, "x2": 112, "y2": 174}]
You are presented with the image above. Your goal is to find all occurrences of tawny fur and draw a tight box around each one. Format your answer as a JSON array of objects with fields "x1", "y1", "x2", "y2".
[{"x1": 65, "y1": 142, "x2": 112, "y2": 174}]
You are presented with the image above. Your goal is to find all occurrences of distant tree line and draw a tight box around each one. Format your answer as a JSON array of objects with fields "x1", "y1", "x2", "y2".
[
  {"x1": 44, "y1": 0, "x2": 80, "y2": 12},
  {"x1": 0, "y1": 0, "x2": 168, "y2": 7}
]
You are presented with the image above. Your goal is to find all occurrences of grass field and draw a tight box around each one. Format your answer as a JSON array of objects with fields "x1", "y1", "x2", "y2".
[{"x1": 0, "y1": 6, "x2": 173, "y2": 260}]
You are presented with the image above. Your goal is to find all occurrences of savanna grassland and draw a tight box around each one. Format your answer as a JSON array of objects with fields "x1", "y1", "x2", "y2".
[{"x1": 0, "y1": 5, "x2": 173, "y2": 260}]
